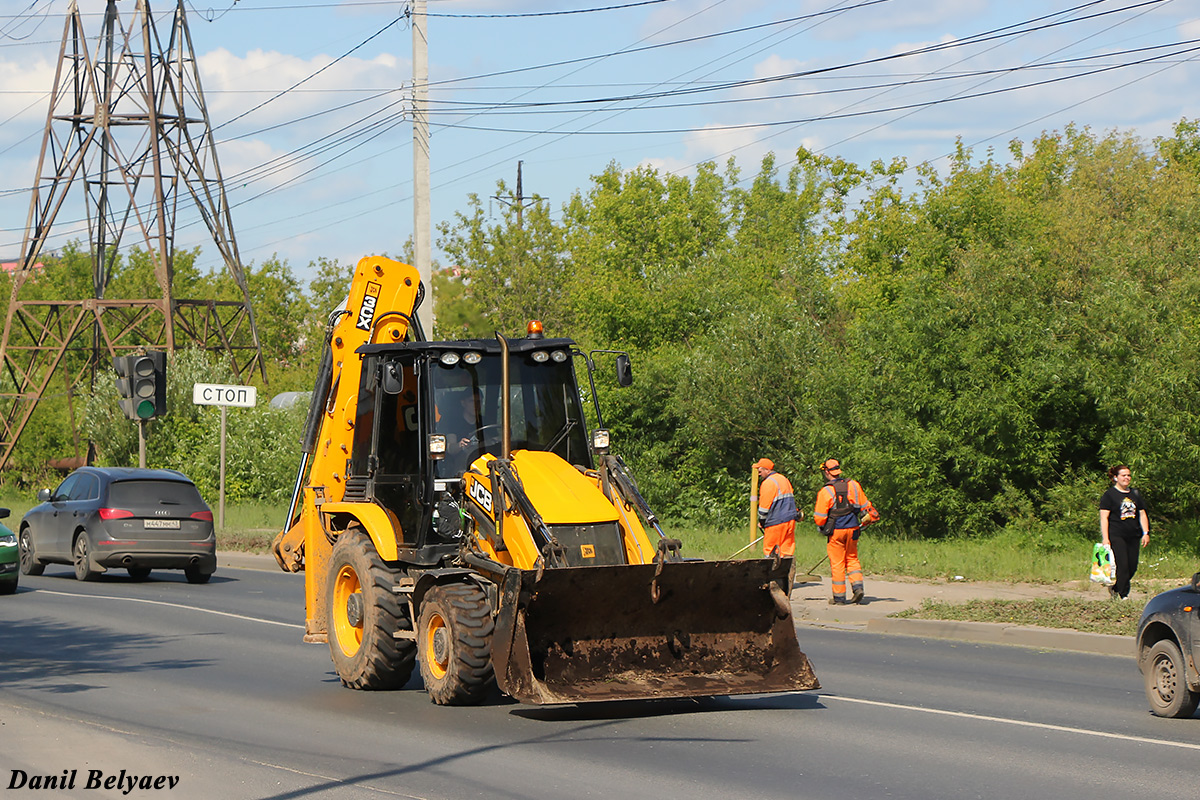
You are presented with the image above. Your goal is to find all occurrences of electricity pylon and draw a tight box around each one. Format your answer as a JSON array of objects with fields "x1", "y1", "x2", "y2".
[{"x1": 0, "y1": 0, "x2": 266, "y2": 469}]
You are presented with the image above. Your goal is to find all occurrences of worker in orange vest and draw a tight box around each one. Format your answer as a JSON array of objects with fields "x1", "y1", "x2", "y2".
[
  {"x1": 755, "y1": 458, "x2": 800, "y2": 562},
  {"x1": 813, "y1": 458, "x2": 879, "y2": 605}
]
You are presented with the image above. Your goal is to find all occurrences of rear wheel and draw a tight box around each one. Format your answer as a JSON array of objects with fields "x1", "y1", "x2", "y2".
[
  {"x1": 327, "y1": 528, "x2": 416, "y2": 690},
  {"x1": 417, "y1": 583, "x2": 495, "y2": 705},
  {"x1": 18, "y1": 527, "x2": 44, "y2": 576},
  {"x1": 72, "y1": 533, "x2": 96, "y2": 582},
  {"x1": 1145, "y1": 639, "x2": 1199, "y2": 718},
  {"x1": 184, "y1": 567, "x2": 211, "y2": 584}
]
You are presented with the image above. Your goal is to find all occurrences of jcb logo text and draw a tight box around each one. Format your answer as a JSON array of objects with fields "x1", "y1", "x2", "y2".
[
  {"x1": 469, "y1": 481, "x2": 493, "y2": 513},
  {"x1": 356, "y1": 282, "x2": 382, "y2": 331}
]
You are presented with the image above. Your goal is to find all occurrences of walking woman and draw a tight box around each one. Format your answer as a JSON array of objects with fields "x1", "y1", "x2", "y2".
[{"x1": 1099, "y1": 465, "x2": 1150, "y2": 599}]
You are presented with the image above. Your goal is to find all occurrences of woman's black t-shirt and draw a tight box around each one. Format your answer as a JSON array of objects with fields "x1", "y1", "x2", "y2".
[{"x1": 1099, "y1": 486, "x2": 1145, "y2": 538}]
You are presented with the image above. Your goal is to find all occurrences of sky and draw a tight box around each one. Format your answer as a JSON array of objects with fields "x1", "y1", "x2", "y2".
[{"x1": 1, "y1": 0, "x2": 1198, "y2": 288}]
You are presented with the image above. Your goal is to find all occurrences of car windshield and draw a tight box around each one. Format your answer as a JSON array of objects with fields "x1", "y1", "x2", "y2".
[
  {"x1": 430, "y1": 352, "x2": 590, "y2": 477},
  {"x1": 108, "y1": 480, "x2": 205, "y2": 508}
]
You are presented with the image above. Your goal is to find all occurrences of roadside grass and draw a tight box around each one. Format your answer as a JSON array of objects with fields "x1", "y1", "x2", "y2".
[
  {"x1": 676, "y1": 522, "x2": 1199, "y2": 585},
  {"x1": 892, "y1": 597, "x2": 1144, "y2": 637}
]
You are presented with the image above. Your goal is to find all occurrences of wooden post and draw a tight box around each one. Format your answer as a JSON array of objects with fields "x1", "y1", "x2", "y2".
[{"x1": 750, "y1": 464, "x2": 759, "y2": 543}]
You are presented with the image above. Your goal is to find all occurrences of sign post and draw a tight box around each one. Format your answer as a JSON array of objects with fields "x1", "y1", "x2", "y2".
[{"x1": 193, "y1": 383, "x2": 258, "y2": 529}]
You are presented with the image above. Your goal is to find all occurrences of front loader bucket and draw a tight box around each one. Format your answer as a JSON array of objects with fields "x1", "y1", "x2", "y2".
[{"x1": 491, "y1": 558, "x2": 819, "y2": 705}]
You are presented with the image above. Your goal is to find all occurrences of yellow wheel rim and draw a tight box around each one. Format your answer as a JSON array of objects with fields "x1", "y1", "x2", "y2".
[
  {"x1": 424, "y1": 610, "x2": 449, "y2": 680},
  {"x1": 332, "y1": 564, "x2": 363, "y2": 657}
]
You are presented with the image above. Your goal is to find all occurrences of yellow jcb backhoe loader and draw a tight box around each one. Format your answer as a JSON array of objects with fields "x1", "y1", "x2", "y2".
[{"x1": 272, "y1": 255, "x2": 819, "y2": 705}]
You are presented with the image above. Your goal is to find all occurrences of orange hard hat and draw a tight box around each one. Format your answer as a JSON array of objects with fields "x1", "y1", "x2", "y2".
[
  {"x1": 822, "y1": 458, "x2": 842, "y2": 476},
  {"x1": 754, "y1": 458, "x2": 774, "y2": 470}
]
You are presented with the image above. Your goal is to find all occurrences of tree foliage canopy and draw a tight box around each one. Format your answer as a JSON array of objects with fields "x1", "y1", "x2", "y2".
[{"x1": 9, "y1": 120, "x2": 1200, "y2": 543}]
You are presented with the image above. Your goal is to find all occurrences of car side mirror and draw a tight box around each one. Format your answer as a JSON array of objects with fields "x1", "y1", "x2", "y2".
[
  {"x1": 615, "y1": 354, "x2": 633, "y2": 387},
  {"x1": 37, "y1": 488, "x2": 51, "y2": 503},
  {"x1": 381, "y1": 362, "x2": 404, "y2": 395},
  {"x1": 1192, "y1": 572, "x2": 1200, "y2": 593},
  {"x1": 0, "y1": 508, "x2": 8, "y2": 520}
]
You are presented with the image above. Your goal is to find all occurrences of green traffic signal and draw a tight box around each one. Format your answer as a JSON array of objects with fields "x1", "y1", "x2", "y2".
[{"x1": 113, "y1": 351, "x2": 167, "y2": 421}]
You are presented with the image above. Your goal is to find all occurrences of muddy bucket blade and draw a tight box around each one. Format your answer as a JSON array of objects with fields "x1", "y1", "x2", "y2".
[{"x1": 491, "y1": 559, "x2": 819, "y2": 705}]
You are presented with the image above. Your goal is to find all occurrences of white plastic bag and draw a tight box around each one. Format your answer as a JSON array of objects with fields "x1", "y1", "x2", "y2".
[{"x1": 1089, "y1": 542, "x2": 1115, "y2": 586}]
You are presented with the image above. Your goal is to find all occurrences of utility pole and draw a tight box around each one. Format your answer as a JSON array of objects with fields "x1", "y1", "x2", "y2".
[{"x1": 412, "y1": 0, "x2": 433, "y2": 335}]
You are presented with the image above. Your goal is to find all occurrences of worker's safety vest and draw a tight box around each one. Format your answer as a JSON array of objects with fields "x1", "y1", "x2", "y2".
[
  {"x1": 759, "y1": 472, "x2": 799, "y2": 527},
  {"x1": 819, "y1": 479, "x2": 863, "y2": 535}
]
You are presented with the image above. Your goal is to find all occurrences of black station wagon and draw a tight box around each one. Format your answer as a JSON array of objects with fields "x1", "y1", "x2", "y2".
[
  {"x1": 1137, "y1": 571, "x2": 1200, "y2": 718},
  {"x1": 19, "y1": 467, "x2": 216, "y2": 583}
]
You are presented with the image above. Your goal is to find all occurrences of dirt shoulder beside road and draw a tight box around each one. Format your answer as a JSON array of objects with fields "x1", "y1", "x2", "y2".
[{"x1": 790, "y1": 574, "x2": 1134, "y2": 656}]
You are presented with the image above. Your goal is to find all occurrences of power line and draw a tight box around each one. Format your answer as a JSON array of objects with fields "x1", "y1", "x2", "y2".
[
  {"x1": 425, "y1": 41, "x2": 1200, "y2": 136},
  {"x1": 424, "y1": 0, "x2": 675, "y2": 19}
]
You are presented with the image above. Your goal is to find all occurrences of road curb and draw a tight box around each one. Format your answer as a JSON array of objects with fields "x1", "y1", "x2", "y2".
[
  {"x1": 864, "y1": 617, "x2": 1134, "y2": 657},
  {"x1": 217, "y1": 551, "x2": 279, "y2": 572}
]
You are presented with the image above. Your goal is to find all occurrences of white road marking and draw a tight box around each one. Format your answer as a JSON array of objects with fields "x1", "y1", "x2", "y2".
[
  {"x1": 826, "y1": 694, "x2": 1200, "y2": 751},
  {"x1": 243, "y1": 759, "x2": 431, "y2": 799},
  {"x1": 33, "y1": 588, "x2": 305, "y2": 630}
]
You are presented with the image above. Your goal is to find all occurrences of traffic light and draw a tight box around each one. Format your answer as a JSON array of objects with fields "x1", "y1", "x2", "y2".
[{"x1": 113, "y1": 351, "x2": 167, "y2": 420}]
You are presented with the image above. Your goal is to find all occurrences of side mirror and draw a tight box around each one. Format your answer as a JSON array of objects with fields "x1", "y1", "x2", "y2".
[
  {"x1": 37, "y1": 488, "x2": 51, "y2": 503},
  {"x1": 615, "y1": 354, "x2": 633, "y2": 387},
  {"x1": 381, "y1": 362, "x2": 404, "y2": 395},
  {"x1": 0, "y1": 508, "x2": 9, "y2": 520}
]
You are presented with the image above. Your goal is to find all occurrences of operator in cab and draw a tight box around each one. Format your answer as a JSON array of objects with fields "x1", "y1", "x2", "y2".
[{"x1": 437, "y1": 388, "x2": 486, "y2": 473}]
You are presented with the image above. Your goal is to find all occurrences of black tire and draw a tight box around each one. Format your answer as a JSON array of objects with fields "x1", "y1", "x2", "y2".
[
  {"x1": 326, "y1": 528, "x2": 416, "y2": 690},
  {"x1": 128, "y1": 566, "x2": 152, "y2": 581},
  {"x1": 19, "y1": 527, "x2": 44, "y2": 576},
  {"x1": 72, "y1": 533, "x2": 96, "y2": 582},
  {"x1": 1145, "y1": 639, "x2": 1200, "y2": 718},
  {"x1": 417, "y1": 582, "x2": 495, "y2": 705},
  {"x1": 184, "y1": 567, "x2": 212, "y2": 584},
  {"x1": 0, "y1": 577, "x2": 16, "y2": 595}
]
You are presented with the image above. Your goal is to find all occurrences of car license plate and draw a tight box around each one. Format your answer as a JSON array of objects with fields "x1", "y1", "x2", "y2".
[{"x1": 144, "y1": 519, "x2": 180, "y2": 529}]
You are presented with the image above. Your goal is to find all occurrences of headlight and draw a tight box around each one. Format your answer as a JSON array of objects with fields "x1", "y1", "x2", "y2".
[
  {"x1": 428, "y1": 434, "x2": 447, "y2": 461},
  {"x1": 591, "y1": 429, "x2": 610, "y2": 454},
  {"x1": 462, "y1": 351, "x2": 481, "y2": 365},
  {"x1": 531, "y1": 351, "x2": 549, "y2": 363},
  {"x1": 0, "y1": 532, "x2": 15, "y2": 546},
  {"x1": 439, "y1": 352, "x2": 460, "y2": 366},
  {"x1": 551, "y1": 350, "x2": 568, "y2": 363}
]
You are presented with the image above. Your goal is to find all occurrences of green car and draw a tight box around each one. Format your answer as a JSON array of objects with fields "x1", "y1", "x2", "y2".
[{"x1": 0, "y1": 508, "x2": 17, "y2": 595}]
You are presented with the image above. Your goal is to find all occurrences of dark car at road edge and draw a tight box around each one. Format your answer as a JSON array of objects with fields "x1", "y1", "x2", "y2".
[
  {"x1": 19, "y1": 466, "x2": 216, "y2": 584},
  {"x1": 1136, "y1": 570, "x2": 1200, "y2": 718},
  {"x1": 0, "y1": 508, "x2": 17, "y2": 594}
]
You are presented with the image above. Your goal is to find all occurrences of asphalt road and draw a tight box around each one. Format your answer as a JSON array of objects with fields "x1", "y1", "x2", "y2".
[{"x1": 2, "y1": 564, "x2": 1198, "y2": 800}]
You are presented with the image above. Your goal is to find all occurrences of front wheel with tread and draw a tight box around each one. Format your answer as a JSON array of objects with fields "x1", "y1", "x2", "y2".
[
  {"x1": 1145, "y1": 639, "x2": 1199, "y2": 718},
  {"x1": 19, "y1": 528, "x2": 45, "y2": 576},
  {"x1": 72, "y1": 533, "x2": 96, "y2": 582},
  {"x1": 326, "y1": 529, "x2": 416, "y2": 690},
  {"x1": 417, "y1": 583, "x2": 495, "y2": 705}
]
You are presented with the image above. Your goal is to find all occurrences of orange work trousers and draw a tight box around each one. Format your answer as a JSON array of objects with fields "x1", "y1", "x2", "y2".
[
  {"x1": 763, "y1": 520, "x2": 796, "y2": 558},
  {"x1": 827, "y1": 527, "x2": 863, "y2": 600}
]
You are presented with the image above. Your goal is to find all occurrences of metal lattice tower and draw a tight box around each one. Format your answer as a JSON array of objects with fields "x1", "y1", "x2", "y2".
[{"x1": 0, "y1": 0, "x2": 266, "y2": 469}]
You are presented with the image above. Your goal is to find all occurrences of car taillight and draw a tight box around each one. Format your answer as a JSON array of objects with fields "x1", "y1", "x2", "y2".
[
  {"x1": 99, "y1": 508, "x2": 134, "y2": 519},
  {"x1": 191, "y1": 510, "x2": 214, "y2": 521}
]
